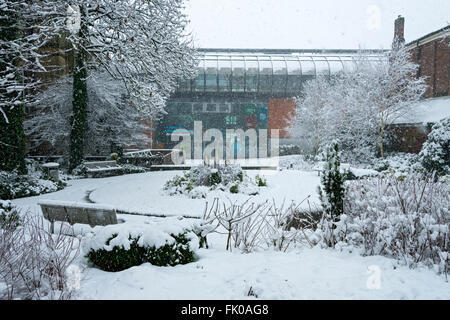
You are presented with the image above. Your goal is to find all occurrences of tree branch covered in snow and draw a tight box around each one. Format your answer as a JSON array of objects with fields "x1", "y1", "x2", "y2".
[
  {"x1": 0, "y1": 0, "x2": 66, "y2": 122},
  {"x1": 291, "y1": 46, "x2": 427, "y2": 162},
  {"x1": 24, "y1": 72, "x2": 149, "y2": 155}
]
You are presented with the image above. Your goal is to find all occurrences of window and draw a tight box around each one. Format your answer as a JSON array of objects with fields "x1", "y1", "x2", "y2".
[
  {"x1": 192, "y1": 103, "x2": 204, "y2": 113},
  {"x1": 231, "y1": 56, "x2": 245, "y2": 92},
  {"x1": 259, "y1": 56, "x2": 272, "y2": 93},
  {"x1": 219, "y1": 103, "x2": 231, "y2": 113},
  {"x1": 205, "y1": 58, "x2": 218, "y2": 92},
  {"x1": 206, "y1": 103, "x2": 217, "y2": 112},
  {"x1": 218, "y1": 57, "x2": 232, "y2": 92},
  {"x1": 245, "y1": 57, "x2": 258, "y2": 92}
]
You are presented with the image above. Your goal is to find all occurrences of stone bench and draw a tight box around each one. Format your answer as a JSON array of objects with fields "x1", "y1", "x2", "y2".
[
  {"x1": 38, "y1": 200, "x2": 118, "y2": 232},
  {"x1": 84, "y1": 160, "x2": 123, "y2": 178}
]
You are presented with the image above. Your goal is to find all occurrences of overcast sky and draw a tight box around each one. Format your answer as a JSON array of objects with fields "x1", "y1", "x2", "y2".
[{"x1": 185, "y1": 0, "x2": 450, "y2": 49}]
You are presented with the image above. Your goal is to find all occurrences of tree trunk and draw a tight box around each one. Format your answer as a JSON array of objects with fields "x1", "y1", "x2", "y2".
[
  {"x1": 0, "y1": 7, "x2": 27, "y2": 174},
  {"x1": 69, "y1": 8, "x2": 88, "y2": 172},
  {"x1": 378, "y1": 127, "x2": 385, "y2": 158}
]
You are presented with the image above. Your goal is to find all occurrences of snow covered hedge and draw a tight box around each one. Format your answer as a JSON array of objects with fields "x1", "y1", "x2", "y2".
[
  {"x1": 331, "y1": 174, "x2": 449, "y2": 273},
  {"x1": 83, "y1": 219, "x2": 203, "y2": 271},
  {"x1": 371, "y1": 153, "x2": 421, "y2": 174},
  {"x1": 0, "y1": 170, "x2": 65, "y2": 200},
  {"x1": 0, "y1": 200, "x2": 22, "y2": 230},
  {"x1": 72, "y1": 162, "x2": 147, "y2": 178},
  {"x1": 418, "y1": 117, "x2": 450, "y2": 177},
  {"x1": 163, "y1": 164, "x2": 260, "y2": 198}
]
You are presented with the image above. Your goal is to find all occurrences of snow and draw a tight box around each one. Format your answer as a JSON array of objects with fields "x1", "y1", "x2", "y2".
[
  {"x1": 76, "y1": 236, "x2": 450, "y2": 300},
  {"x1": 10, "y1": 170, "x2": 449, "y2": 300},
  {"x1": 41, "y1": 162, "x2": 60, "y2": 168},
  {"x1": 88, "y1": 170, "x2": 320, "y2": 217},
  {"x1": 82, "y1": 217, "x2": 200, "y2": 253},
  {"x1": 38, "y1": 200, "x2": 115, "y2": 211},
  {"x1": 394, "y1": 96, "x2": 450, "y2": 125}
]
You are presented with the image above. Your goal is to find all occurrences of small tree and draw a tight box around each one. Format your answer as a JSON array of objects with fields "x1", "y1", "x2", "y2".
[
  {"x1": 366, "y1": 45, "x2": 427, "y2": 157},
  {"x1": 318, "y1": 141, "x2": 346, "y2": 247},
  {"x1": 418, "y1": 117, "x2": 450, "y2": 177}
]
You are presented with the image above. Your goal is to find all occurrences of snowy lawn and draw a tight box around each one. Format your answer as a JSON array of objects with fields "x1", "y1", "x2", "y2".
[
  {"x1": 77, "y1": 229, "x2": 449, "y2": 300},
  {"x1": 10, "y1": 169, "x2": 449, "y2": 300},
  {"x1": 88, "y1": 170, "x2": 321, "y2": 217},
  {"x1": 13, "y1": 170, "x2": 320, "y2": 218}
]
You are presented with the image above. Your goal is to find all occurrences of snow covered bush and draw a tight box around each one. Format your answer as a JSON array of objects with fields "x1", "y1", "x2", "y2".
[
  {"x1": 418, "y1": 117, "x2": 450, "y2": 177},
  {"x1": 71, "y1": 162, "x2": 146, "y2": 178},
  {"x1": 279, "y1": 144, "x2": 303, "y2": 156},
  {"x1": 278, "y1": 155, "x2": 315, "y2": 171},
  {"x1": 338, "y1": 174, "x2": 449, "y2": 274},
  {"x1": 203, "y1": 198, "x2": 314, "y2": 253},
  {"x1": 318, "y1": 142, "x2": 346, "y2": 247},
  {"x1": 164, "y1": 164, "x2": 259, "y2": 198},
  {"x1": 371, "y1": 152, "x2": 421, "y2": 175},
  {"x1": 255, "y1": 175, "x2": 267, "y2": 187},
  {"x1": 0, "y1": 200, "x2": 22, "y2": 230},
  {"x1": 0, "y1": 215, "x2": 80, "y2": 300},
  {"x1": 0, "y1": 170, "x2": 65, "y2": 200},
  {"x1": 83, "y1": 219, "x2": 201, "y2": 272}
]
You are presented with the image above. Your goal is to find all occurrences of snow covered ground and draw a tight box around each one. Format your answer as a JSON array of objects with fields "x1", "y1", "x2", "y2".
[
  {"x1": 13, "y1": 170, "x2": 321, "y2": 218},
  {"x1": 77, "y1": 231, "x2": 450, "y2": 300},
  {"x1": 10, "y1": 169, "x2": 449, "y2": 300}
]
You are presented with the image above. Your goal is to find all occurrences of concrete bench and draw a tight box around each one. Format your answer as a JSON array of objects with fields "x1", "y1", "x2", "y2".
[
  {"x1": 84, "y1": 160, "x2": 123, "y2": 178},
  {"x1": 38, "y1": 200, "x2": 118, "y2": 232}
]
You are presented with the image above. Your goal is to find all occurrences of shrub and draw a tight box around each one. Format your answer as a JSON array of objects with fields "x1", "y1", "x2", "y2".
[
  {"x1": 338, "y1": 174, "x2": 449, "y2": 274},
  {"x1": 255, "y1": 175, "x2": 267, "y2": 187},
  {"x1": 0, "y1": 170, "x2": 65, "y2": 200},
  {"x1": 120, "y1": 164, "x2": 147, "y2": 174},
  {"x1": 83, "y1": 220, "x2": 201, "y2": 272},
  {"x1": 279, "y1": 144, "x2": 302, "y2": 156},
  {"x1": 318, "y1": 142, "x2": 345, "y2": 219},
  {"x1": 164, "y1": 164, "x2": 258, "y2": 198},
  {"x1": 229, "y1": 183, "x2": 239, "y2": 194},
  {"x1": 372, "y1": 152, "x2": 421, "y2": 174},
  {"x1": 110, "y1": 153, "x2": 119, "y2": 163},
  {"x1": 0, "y1": 200, "x2": 22, "y2": 230},
  {"x1": 317, "y1": 142, "x2": 345, "y2": 247},
  {"x1": 72, "y1": 162, "x2": 146, "y2": 178},
  {"x1": 203, "y1": 198, "x2": 315, "y2": 253},
  {"x1": 418, "y1": 117, "x2": 450, "y2": 177},
  {"x1": 209, "y1": 170, "x2": 222, "y2": 185},
  {"x1": 0, "y1": 215, "x2": 80, "y2": 300}
]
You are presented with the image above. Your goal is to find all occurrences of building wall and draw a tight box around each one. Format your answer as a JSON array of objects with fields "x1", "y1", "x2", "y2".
[
  {"x1": 268, "y1": 98, "x2": 296, "y2": 138},
  {"x1": 388, "y1": 125, "x2": 430, "y2": 154},
  {"x1": 409, "y1": 35, "x2": 449, "y2": 97}
]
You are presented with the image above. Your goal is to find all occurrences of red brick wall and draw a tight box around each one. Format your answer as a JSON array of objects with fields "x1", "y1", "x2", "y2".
[
  {"x1": 268, "y1": 98, "x2": 296, "y2": 138},
  {"x1": 410, "y1": 36, "x2": 449, "y2": 98},
  {"x1": 389, "y1": 125, "x2": 430, "y2": 154}
]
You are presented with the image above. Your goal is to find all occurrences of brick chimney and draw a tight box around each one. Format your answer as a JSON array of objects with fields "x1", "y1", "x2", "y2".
[{"x1": 392, "y1": 15, "x2": 405, "y2": 49}]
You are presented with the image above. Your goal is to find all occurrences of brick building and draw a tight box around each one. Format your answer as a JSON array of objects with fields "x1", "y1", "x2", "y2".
[
  {"x1": 396, "y1": 16, "x2": 450, "y2": 98},
  {"x1": 390, "y1": 16, "x2": 450, "y2": 153}
]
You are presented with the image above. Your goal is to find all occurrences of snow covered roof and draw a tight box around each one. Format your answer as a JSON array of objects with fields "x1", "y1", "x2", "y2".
[
  {"x1": 176, "y1": 49, "x2": 387, "y2": 94},
  {"x1": 394, "y1": 96, "x2": 450, "y2": 125}
]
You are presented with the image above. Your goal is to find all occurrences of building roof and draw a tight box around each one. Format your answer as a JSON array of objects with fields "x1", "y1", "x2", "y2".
[
  {"x1": 393, "y1": 96, "x2": 450, "y2": 125},
  {"x1": 406, "y1": 25, "x2": 450, "y2": 49},
  {"x1": 176, "y1": 49, "x2": 387, "y2": 95}
]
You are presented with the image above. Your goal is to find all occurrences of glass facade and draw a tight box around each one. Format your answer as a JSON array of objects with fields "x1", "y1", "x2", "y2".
[
  {"x1": 157, "y1": 49, "x2": 387, "y2": 153},
  {"x1": 177, "y1": 50, "x2": 387, "y2": 94}
]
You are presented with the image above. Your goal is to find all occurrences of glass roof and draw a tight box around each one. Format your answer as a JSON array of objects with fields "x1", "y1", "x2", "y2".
[{"x1": 177, "y1": 50, "x2": 387, "y2": 95}]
